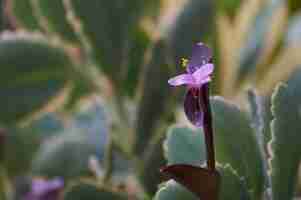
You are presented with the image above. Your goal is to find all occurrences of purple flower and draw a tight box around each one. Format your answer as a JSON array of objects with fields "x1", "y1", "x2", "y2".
[
  {"x1": 23, "y1": 178, "x2": 64, "y2": 200},
  {"x1": 168, "y1": 43, "x2": 214, "y2": 127}
]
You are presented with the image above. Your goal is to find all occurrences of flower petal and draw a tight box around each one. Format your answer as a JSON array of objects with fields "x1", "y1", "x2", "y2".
[
  {"x1": 168, "y1": 74, "x2": 195, "y2": 86},
  {"x1": 184, "y1": 88, "x2": 204, "y2": 127},
  {"x1": 192, "y1": 64, "x2": 214, "y2": 85},
  {"x1": 187, "y1": 43, "x2": 212, "y2": 74}
]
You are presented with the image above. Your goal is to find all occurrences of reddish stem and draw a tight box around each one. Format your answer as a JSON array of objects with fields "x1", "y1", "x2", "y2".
[{"x1": 200, "y1": 84, "x2": 215, "y2": 171}]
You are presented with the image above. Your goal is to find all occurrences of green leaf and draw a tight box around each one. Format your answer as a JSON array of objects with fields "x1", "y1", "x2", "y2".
[
  {"x1": 237, "y1": 0, "x2": 284, "y2": 84},
  {"x1": 66, "y1": 0, "x2": 144, "y2": 81},
  {"x1": 3, "y1": 126, "x2": 40, "y2": 177},
  {"x1": 268, "y1": 70, "x2": 301, "y2": 200},
  {"x1": 211, "y1": 97, "x2": 264, "y2": 199},
  {"x1": 123, "y1": 29, "x2": 150, "y2": 97},
  {"x1": 166, "y1": 0, "x2": 214, "y2": 65},
  {"x1": 218, "y1": 164, "x2": 251, "y2": 200},
  {"x1": 154, "y1": 180, "x2": 197, "y2": 200},
  {"x1": 0, "y1": 32, "x2": 72, "y2": 124},
  {"x1": 154, "y1": 165, "x2": 250, "y2": 200},
  {"x1": 64, "y1": 182, "x2": 127, "y2": 200},
  {"x1": 164, "y1": 126, "x2": 206, "y2": 166},
  {"x1": 10, "y1": 0, "x2": 40, "y2": 30},
  {"x1": 34, "y1": 0, "x2": 79, "y2": 43},
  {"x1": 32, "y1": 101, "x2": 109, "y2": 179},
  {"x1": 133, "y1": 40, "x2": 172, "y2": 157},
  {"x1": 31, "y1": 130, "x2": 98, "y2": 179}
]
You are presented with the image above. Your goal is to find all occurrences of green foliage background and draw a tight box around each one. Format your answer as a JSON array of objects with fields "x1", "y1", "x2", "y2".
[{"x1": 0, "y1": 0, "x2": 301, "y2": 199}]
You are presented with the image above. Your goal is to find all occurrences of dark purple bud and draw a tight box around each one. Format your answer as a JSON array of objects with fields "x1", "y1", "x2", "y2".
[
  {"x1": 23, "y1": 178, "x2": 64, "y2": 200},
  {"x1": 186, "y1": 43, "x2": 212, "y2": 74},
  {"x1": 184, "y1": 87, "x2": 206, "y2": 127}
]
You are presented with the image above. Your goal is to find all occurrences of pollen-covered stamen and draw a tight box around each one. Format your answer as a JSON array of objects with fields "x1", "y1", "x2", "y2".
[{"x1": 181, "y1": 58, "x2": 189, "y2": 68}]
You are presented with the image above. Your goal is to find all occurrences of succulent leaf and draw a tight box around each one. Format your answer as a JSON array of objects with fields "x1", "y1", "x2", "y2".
[
  {"x1": 0, "y1": 32, "x2": 72, "y2": 124},
  {"x1": 64, "y1": 182, "x2": 127, "y2": 200},
  {"x1": 211, "y1": 97, "x2": 264, "y2": 199},
  {"x1": 268, "y1": 70, "x2": 301, "y2": 200},
  {"x1": 164, "y1": 126, "x2": 206, "y2": 166}
]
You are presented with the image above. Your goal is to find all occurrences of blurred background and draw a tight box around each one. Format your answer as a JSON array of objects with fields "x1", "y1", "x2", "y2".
[{"x1": 0, "y1": 0, "x2": 301, "y2": 199}]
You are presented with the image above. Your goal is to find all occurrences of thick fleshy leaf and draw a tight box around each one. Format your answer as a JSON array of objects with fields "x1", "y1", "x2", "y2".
[
  {"x1": 211, "y1": 97, "x2": 264, "y2": 199},
  {"x1": 3, "y1": 126, "x2": 40, "y2": 177},
  {"x1": 34, "y1": 0, "x2": 79, "y2": 43},
  {"x1": 164, "y1": 126, "x2": 206, "y2": 166},
  {"x1": 268, "y1": 69, "x2": 301, "y2": 200},
  {"x1": 0, "y1": 32, "x2": 72, "y2": 124},
  {"x1": 123, "y1": 29, "x2": 150, "y2": 97},
  {"x1": 65, "y1": 0, "x2": 145, "y2": 81},
  {"x1": 237, "y1": 0, "x2": 284, "y2": 84},
  {"x1": 64, "y1": 182, "x2": 127, "y2": 200},
  {"x1": 133, "y1": 40, "x2": 172, "y2": 157},
  {"x1": 31, "y1": 101, "x2": 110, "y2": 179},
  {"x1": 155, "y1": 165, "x2": 250, "y2": 200},
  {"x1": 166, "y1": 0, "x2": 214, "y2": 66},
  {"x1": 31, "y1": 131, "x2": 98, "y2": 179},
  {"x1": 9, "y1": 0, "x2": 40, "y2": 30},
  {"x1": 28, "y1": 113, "x2": 64, "y2": 139},
  {"x1": 154, "y1": 180, "x2": 197, "y2": 200}
]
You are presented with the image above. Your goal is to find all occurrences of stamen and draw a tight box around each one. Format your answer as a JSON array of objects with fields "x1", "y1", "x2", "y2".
[{"x1": 181, "y1": 58, "x2": 189, "y2": 68}]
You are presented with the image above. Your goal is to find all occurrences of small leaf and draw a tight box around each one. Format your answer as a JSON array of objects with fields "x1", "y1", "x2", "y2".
[
  {"x1": 164, "y1": 126, "x2": 206, "y2": 166},
  {"x1": 64, "y1": 182, "x2": 127, "y2": 200},
  {"x1": 211, "y1": 97, "x2": 264, "y2": 199},
  {"x1": 33, "y1": 0, "x2": 79, "y2": 43},
  {"x1": 268, "y1": 70, "x2": 301, "y2": 200},
  {"x1": 9, "y1": 0, "x2": 40, "y2": 30},
  {"x1": 0, "y1": 32, "x2": 72, "y2": 124}
]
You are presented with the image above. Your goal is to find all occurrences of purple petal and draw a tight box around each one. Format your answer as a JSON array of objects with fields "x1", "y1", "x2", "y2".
[
  {"x1": 187, "y1": 43, "x2": 212, "y2": 74},
  {"x1": 192, "y1": 63, "x2": 214, "y2": 85},
  {"x1": 184, "y1": 88, "x2": 205, "y2": 127},
  {"x1": 24, "y1": 178, "x2": 64, "y2": 200},
  {"x1": 168, "y1": 74, "x2": 195, "y2": 86}
]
